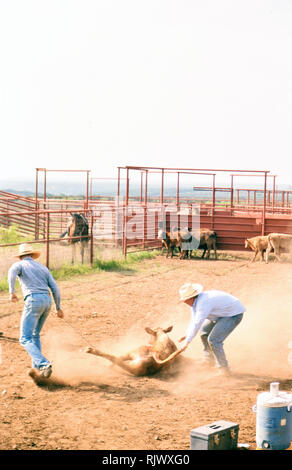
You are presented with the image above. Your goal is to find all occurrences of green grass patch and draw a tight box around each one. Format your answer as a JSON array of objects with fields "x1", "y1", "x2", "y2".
[
  {"x1": 0, "y1": 225, "x2": 22, "y2": 244},
  {"x1": 0, "y1": 249, "x2": 160, "y2": 291},
  {"x1": 0, "y1": 225, "x2": 31, "y2": 244},
  {"x1": 51, "y1": 250, "x2": 159, "y2": 280},
  {"x1": 51, "y1": 250, "x2": 161, "y2": 281},
  {"x1": 0, "y1": 278, "x2": 9, "y2": 292}
]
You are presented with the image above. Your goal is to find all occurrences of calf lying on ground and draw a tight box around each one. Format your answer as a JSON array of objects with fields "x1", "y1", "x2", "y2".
[
  {"x1": 244, "y1": 235, "x2": 269, "y2": 262},
  {"x1": 85, "y1": 326, "x2": 182, "y2": 376},
  {"x1": 265, "y1": 232, "x2": 292, "y2": 263}
]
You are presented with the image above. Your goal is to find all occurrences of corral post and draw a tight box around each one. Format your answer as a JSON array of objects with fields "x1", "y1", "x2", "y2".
[
  {"x1": 267, "y1": 190, "x2": 271, "y2": 206},
  {"x1": 160, "y1": 168, "x2": 164, "y2": 205},
  {"x1": 122, "y1": 205, "x2": 127, "y2": 259},
  {"x1": 262, "y1": 172, "x2": 267, "y2": 235},
  {"x1": 272, "y1": 175, "x2": 276, "y2": 212},
  {"x1": 144, "y1": 170, "x2": 148, "y2": 205},
  {"x1": 117, "y1": 167, "x2": 121, "y2": 203},
  {"x1": 176, "y1": 172, "x2": 180, "y2": 207},
  {"x1": 46, "y1": 212, "x2": 50, "y2": 268},
  {"x1": 123, "y1": 168, "x2": 129, "y2": 258},
  {"x1": 142, "y1": 206, "x2": 146, "y2": 250},
  {"x1": 90, "y1": 210, "x2": 94, "y2": 266},
  {"x1": 230, "y1": 175, "x2": 234, "y2": 214},
  {"x1": 140, "y1": 172, "x2": 143, "y2": 204},
  {"x1": 89, "y1": 178, "x2": 92, "y2": 200},
  {"x1": 6, "y1": 199, "x2": 9, "y2": 227},
  {"x1": 85, "y1": 171, "x2": 90, "y2": 210},
  {"x1": 125, "y1": 168, "x2": 129, "y2": 207},
  {"x1": 44, "y1": 169, "x2": 47, "y2": 208},
  {"x1": 211, "y1": 174, "x2": 215, "y2": 230}
]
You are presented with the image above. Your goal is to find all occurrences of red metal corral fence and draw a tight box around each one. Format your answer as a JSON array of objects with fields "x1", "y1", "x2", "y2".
[
  {"x1": 2, "y1": 199, "x2": 292, "y2": 266},
  {"x1": 122, "y1": 204, "x2": 292, "y2": 256},
  {"x1": 2, "y1": 164, "x2": 292, "y2": 264}
]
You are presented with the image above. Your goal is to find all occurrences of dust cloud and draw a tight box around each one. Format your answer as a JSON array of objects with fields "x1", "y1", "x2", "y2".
[
  {"x1": 43, "y1": 263, "x2": 292, "y2": 391},
  {"x1": 43, "y1": 328, "x2": 116, "y2": 386},
  {"x1": 150, "y1": 265, "x2": 292, "y2": 393}
]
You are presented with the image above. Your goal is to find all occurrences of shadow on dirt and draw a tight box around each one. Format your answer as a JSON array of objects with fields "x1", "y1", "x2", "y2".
[{"x1": 29, "y1": 371, "x2": 171, "y2": 403}]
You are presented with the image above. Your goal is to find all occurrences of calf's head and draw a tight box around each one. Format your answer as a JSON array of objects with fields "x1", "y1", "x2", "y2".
[
  {"x1": 244, "y1": 239, "x2": 250, "y2": 249},
  {"x1": 158, "y1": 229, "x2": 167, "y2": 240},
  {"x1": 145, "y1": 326, "x2": 173, "y2": 345}
]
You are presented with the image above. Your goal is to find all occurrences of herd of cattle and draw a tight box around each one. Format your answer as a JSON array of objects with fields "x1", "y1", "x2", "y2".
[
  {"x1": 158, "y1": 227, "x2": 218, "y2": 260},
  {"x1": 158, "y1": 227, "x2": 292, "y2": 263},
  {"x1": 60, "y1": 213, "x2": 292, "y2": 264}
]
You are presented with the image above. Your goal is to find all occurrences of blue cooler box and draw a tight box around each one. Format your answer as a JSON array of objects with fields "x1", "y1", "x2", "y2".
[{"x1": 253, "y1": 382, "x2": 292, "y2": 450}]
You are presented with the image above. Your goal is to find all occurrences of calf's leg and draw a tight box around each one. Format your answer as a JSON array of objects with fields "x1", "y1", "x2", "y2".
[{"x1": 85, "y1": 347, "x2": 145, "y2": 376}]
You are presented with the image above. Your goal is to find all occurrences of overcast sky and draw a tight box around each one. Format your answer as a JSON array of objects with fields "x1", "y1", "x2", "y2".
[{"x1": 1, "y1": 0, "x2": 292, "y2": 187}]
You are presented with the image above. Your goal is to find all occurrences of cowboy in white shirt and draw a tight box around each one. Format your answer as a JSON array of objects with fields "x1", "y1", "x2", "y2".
[{"x1": 178, "y1": 283, "x2": 245, "y2": 376}]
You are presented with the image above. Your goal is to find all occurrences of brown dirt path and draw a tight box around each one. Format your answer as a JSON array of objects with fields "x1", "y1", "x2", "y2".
[{"x1": 0, "y1": 253, "x2": 291, "y2": 450}]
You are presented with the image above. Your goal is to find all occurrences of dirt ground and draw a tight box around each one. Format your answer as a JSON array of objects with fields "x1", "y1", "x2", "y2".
[{"x1": 0, "y1": 251, "x2": 292, "y2": 451}]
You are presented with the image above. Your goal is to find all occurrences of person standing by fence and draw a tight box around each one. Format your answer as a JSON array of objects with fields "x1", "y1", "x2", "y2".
[{"x1": 8, "y1": 243, "x2": 64, "y2": 378}]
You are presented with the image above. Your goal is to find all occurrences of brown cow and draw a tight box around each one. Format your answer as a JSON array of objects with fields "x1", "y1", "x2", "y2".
[
  {"x1": 158, "y1": 228, "x2": 181, "y2": 258},
  {"x1": 199, "y1": 229, "x2": 218, "y2": 259},
  {"x1": 177, "y1": 227, "x2": 217, "y2": 260},
  {"x1": 85, "y1": 326, "x2": 182, "y2": 376},
  {"x1": 265, "y1": 233, "x2": 292, "y2": 263},
  {"x1": 244, "y1": 236, "x2": 269, "y2": 262}
]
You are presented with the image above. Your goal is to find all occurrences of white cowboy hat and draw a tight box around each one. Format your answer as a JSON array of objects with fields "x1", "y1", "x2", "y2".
[
  {"x1": 15, "y1": 243, "x2": 41, "y2": 259},
  {"x1": 179, "y1": 283, "x2": 203, "y2": 302}
]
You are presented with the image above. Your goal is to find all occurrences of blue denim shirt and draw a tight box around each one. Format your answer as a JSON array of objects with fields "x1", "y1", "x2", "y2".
[{"x1": 8, "y1": 257, "x2": 61, "y2": 310}]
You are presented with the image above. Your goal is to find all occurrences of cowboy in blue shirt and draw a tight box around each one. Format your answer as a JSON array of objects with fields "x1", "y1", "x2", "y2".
[{"x1": 8, "y1": 243, "x2": 64, "y2": 378}]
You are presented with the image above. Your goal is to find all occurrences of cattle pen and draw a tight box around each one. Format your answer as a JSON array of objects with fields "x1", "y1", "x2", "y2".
[
  {"x1": 1, "y1": 166, "x2": 292, "y2": 452},
  {"x1": 1, "y1": 166, "x2": 292, "y2": 269}
]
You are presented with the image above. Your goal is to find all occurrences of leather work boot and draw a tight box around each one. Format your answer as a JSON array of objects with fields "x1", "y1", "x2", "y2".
[
  {"x1": 39, "y1": 364, "x2": 52, "y2": 379},
  {"x1": 215, "y1": 367, "x2": 232, "y2": 378}
]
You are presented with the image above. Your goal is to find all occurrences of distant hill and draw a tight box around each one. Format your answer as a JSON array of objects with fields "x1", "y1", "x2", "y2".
[{"x1": 1, "y1": 179, "x2": 292, "y2": 199}]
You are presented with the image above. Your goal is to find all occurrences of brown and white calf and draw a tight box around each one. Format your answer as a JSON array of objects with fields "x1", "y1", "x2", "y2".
[
  {"x1": 265, "y1": 233, "x2": 292, "y2": 263},
  {"x1": 158, "y1": 228, "x2": 181, "y2": 258},
  {"x1": 244, "y1": 235, "x2": 269, "y2": 262},
  {"x1": 85, "y1": 326, "x2": 182, "y2": 376}
]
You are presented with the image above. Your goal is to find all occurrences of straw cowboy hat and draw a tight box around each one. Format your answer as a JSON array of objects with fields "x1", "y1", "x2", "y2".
[
  {"x1": 15, "y1": 243, "x2": 41, "y2": 259},
  {"x1": 179, "y1": 283, "x2": 203, "y2": 302}
]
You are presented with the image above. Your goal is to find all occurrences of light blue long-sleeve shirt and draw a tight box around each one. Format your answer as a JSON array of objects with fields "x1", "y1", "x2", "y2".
[
  {"x1": 183, "y1": 290, "x2": 245, "y2": 346},
  {"x1": 8, "y1": 256, "x2": 61, "y2": 310}
]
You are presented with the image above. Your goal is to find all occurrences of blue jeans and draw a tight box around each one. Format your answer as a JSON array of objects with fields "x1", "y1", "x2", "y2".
[
  {"x1": 200, "y1": 314, "x2": 243, "y2": 369},
  {"x1": 19, "y1": 293, "x2": 52, "y2": 369}
]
